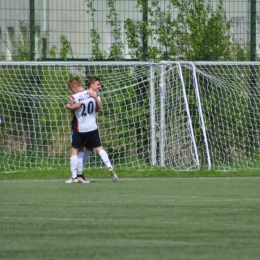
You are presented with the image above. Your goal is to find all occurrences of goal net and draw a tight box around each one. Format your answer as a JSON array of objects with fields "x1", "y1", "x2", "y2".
[
  {"x1": 0, "y1": 61, "x2": 198, "y2": 172},
  {"x1": 1, "y1": 61, "x2": 260, "y2": 172},
  {"x1": 180, "y1": 61, "x2": 260, "y2": 171}
]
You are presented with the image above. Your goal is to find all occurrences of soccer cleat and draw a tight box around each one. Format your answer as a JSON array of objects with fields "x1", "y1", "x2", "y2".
[
  {"x1": 65, "y1": 177, "x2": 79, "y2": 184},
  {"x1": 77, "y1": 174, "x2": 90, "y2": 184},
  {"x1": 108, "y1": 168, "x2": 119, "y2": 183}
]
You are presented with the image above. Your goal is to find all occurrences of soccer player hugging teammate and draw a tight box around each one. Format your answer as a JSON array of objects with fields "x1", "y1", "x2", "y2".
[{"x1": 65, "y1": 76, "x2": 119, "y2": 184}]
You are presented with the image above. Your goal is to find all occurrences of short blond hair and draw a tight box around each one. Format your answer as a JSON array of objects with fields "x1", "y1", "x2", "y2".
[{"x1": 67, "y1": 77, "x2": 82, "y2": 91}]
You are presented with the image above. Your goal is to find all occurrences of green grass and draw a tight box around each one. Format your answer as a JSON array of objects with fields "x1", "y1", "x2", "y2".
[
  {"x1": 0, "y1": 169, "x2": 260, "y2": 260},
  {"x1": 1, "y1": 166, "x2": 260, "y2": 179}
]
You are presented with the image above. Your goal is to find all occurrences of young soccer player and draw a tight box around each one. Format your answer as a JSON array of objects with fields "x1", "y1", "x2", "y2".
[{"x1": 65, "y1": 76, "x2": 119, "y2": 184}]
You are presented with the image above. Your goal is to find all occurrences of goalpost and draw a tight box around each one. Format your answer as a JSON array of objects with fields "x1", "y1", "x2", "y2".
[
  {"x1": 180, "y1": 61, "x2": 260, "y2": 171},
  {"x1": 1, "y1": 61, "x2": 260, "y2": 172},
  {"x1": 0, "y1": 61, "x2": 198, "y2": 172}
]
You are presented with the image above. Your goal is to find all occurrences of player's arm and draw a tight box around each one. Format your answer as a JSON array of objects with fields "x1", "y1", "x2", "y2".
[
  {"x1": 65, "y1": 102, "x2": 81, "y2": 111},
  {"x1": 88, "y1": 90, "x2": 103, "y2": 111},
  {"x1": 65, "y1": 95, "x2": 81, "y2": 113},
  {"x1": 94, "y1": 95, "x2": 103, "y2": 112}
]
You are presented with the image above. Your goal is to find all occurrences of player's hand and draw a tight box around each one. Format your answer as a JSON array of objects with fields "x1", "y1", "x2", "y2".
[
  {"x1": 72, "y1": 102, "x2": 81, "y2": 109},
  {"x1": 66, "y1": 102, "x2": 81, "y2": 110},
  {"x1": 87, "y1": 90, "x2": 97, "y2": 98}
]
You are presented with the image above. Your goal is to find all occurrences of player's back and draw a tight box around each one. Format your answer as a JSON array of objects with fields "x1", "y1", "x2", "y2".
[{"x1": 70, "y1": 90, "x2": 97, "y2": 132}]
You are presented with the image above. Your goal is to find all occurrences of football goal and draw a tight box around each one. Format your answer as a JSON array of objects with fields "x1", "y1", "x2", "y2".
[{"x1": 1, "y1": 61, "x2": 260, "y2": 172}]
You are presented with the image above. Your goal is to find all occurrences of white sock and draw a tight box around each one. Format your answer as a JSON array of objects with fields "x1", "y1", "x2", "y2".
[
  {"x1": 83, "y1": 150, "x2": 92, "y2": 165},
  {"x1": 70, "y1": 155, "x2": 78, "y2": 178},
  {"x1": 99, "y1": 149, "x2": 112, "y2": 169},
  {"x1": 77, "y1": 152, "x2": 84, "y2": 174}
]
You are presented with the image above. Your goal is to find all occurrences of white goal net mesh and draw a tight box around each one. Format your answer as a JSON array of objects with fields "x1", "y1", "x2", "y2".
[
  {"x1": 190, "y1": 62, "x2": 260, "y2": 171},
  {"x1": 1, "y1": 61, "x2": 260, "y2": 172},
  {"x1": 0, "y1": 61, "x2": 198, "y2": 172}
]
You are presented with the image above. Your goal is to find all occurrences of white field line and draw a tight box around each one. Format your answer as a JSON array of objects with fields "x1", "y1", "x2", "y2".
[{"x1": 1, "y1": 216, "x2": 260, "y2": 229}]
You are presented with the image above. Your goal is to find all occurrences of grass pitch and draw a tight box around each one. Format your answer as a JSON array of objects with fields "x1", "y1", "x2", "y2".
[{"x1": 0, "y1": 171, "x2": 260, "y2": 260}]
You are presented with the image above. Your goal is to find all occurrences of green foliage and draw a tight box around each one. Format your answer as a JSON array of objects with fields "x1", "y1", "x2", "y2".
[
  {"x1": 128, "y1": 0, "x2": 228, "y2": 60},
  {"x1": 49, "y1": 36, "x2": 73, "y2": 59},
  {"x1": 0, "y1": 52, "x2": 7, "y2": 61},
  {"x1": 3, "y1": 21, "x2": 50, "y2": 61},
  {"x1": 59, "y1": 35, "x2": 73, "y2": 59},
  {"x1": 148, "y1": 1, "x2": 179, "y2": 60},
  {"x1": 1, "y1": 1, "x2": 251, "y2": 62},
  {"x1": 3, "y1": 21, "x2": 29, "y2": 60},
  {"x1": 85, "y1": 0, "x2": 124, "y2": 60},
  {"x1": 107, "y1": 0, "x2": 124, "y2": 60},
  {"x1": 85, "y1": 0, "x2": 105, "y2": 59},
  {"x1": 173, "y1": 0, "x2": 231, "y2": 60},
  {"x1": 124, "y1": 0, "x2": 151, "y2": 60},
  {"x1": 2, "y1": 21, "x2": 74, "y2": 61},
  {"x1": 124, "y1": 18, "x2": 143, "y2": 59},
  {"x1": 100, "y1": 0, "x2": 248, "y2": 61},
  {"x1": 2, "y1": 21, "x2": 74, "y2": 60},
  {"x1": 49, "y1": 45, "x2": 57, "y2": 58},
  {"x1": 229, "y1": 40, "x2": 250, "y2": 61},
  {"x1": 90, "y1": 28, "x2": 104, "y2": 59}
]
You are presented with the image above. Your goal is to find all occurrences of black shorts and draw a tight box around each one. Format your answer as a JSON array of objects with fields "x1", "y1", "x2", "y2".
[{"x1": 71, "y1": 129, "x2": 102, "y2": 149}]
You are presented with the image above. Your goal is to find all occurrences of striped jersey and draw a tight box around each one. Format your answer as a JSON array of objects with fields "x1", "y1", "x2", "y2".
[{"x1": 69, "y1": 90, "x2": 100, "y2": 133}]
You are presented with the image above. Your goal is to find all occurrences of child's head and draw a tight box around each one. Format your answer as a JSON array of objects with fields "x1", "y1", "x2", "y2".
[
  {"x1": 88, "y1": 76, "x2": 101, "y2": 92},
  {"x1": 67, "y1": 77, "x2": 82, "y2": 93}
]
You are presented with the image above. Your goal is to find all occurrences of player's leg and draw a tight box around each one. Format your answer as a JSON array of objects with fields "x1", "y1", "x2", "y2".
[
  {"x1": 87, "y1": 129, "x2": 119, "y2": 182},
  {"x1": 77, "y1": 147, "x2": 92, "y2": 183},
  {"x1": 77, "y1": 147, "x2": 92, "y2": 173},
  {"x1": 95, "y1": 146, "x2": 112, "y2": 168},
  {"x1": 83, "y1": 148, "x2": 93, "y2": 164},
  {"x1": 65, "y1": 146, "x2": 80, "y2": 183},
  {"x1": 66, "y1": 131, "x2": 89, "y2": 184},
  {"x1": 77, "y1": 147, "x2": 85, "y2": 175},
  {"x1": 96, "y1": 146, "x2": 119, "y2": 183}
]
